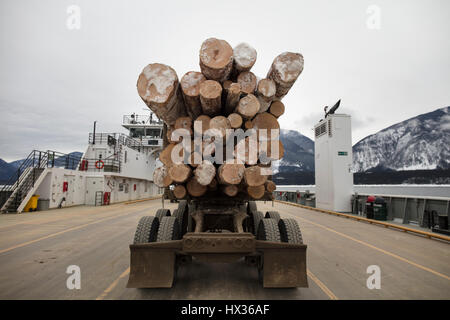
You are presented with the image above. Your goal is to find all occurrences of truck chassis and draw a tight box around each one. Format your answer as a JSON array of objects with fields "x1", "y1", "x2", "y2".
[{"x1": 127, "y1": 196, "x2": 308, "y2": 288}]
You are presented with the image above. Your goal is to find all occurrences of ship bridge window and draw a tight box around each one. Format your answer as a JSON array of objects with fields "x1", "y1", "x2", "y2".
[
  {"x1": 130, "y1": 128, "x2": 145, "y2": 138},
  {"x1": 146, "y1": 128, "x2": 162, "y2": 138}
]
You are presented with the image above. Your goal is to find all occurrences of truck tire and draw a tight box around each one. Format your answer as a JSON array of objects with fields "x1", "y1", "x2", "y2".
[
  {"x1": 257, "y1": 218, "x2": 281, "y2": 242},
  {"x1": 155, "y1": 208, "x2": 171, "y2": 222},
  {"x1": 278, "y1": 218, "x2": 303, "y2": 244},
  {"x1": 247, "y1": 201, "x2": 257, "y2": 216},
  {"x1": 157, "y1": 216, "x2": 181, "y2": 242},
  {"x1": 252, "y1": 211, "x2": 264, "y2": 236},
  {"x1": 265, "y1": 211, "x2": 280, "y2": 222},
  {"x1": 177, "y1": 200, "x2": 189, "y2": 235},
  {"x1": 133, "y1": 216, "x2": 159, "y2": 244}
]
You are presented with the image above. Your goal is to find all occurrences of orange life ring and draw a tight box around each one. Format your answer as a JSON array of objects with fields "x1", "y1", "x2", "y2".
[{"x1": 95, "y1": 160, "x2": 104, "y2": 169}]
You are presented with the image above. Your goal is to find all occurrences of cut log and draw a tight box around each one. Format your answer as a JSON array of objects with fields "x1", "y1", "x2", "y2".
[
  {"x1": 267, "y1": 52, "x2": 304, "y2": 100},
  {"x1": 153, "y1": 166, "x2": 173, "y2": 188},
  {"x1": 256, "y1": 79, "x2": 276, "y2": 113},
  {"x1": 269, "y1": 101, "x2": 285, "y2": 118},
  {"x1": 235, "y1": 136, "x2": 258, "y2": 165},
  {"x1": 194, "y1": 161, "x2": 216, "y2": 186},
  {"x1": 208, "y1": 178, "x2": 218, "y2": 190},
  {"x1": 174, "y1": 116, "x2": 193, "y2": 135},
  {"x1": 236, "y1": 94, "x2": 260, "y2": 119},
  {"x1": 209, "y1": 115, "x2": 231, "y2": 139},
  {"x1": 137, "y1": 63, "x2": 186, "y2": 125},
  {"x1": 244, "y1": 166, "x2": 268, "y2": 187},
  {"x1": 159, "y1": 144, "x2": 176, "y2": 167},
  {"x1": 222, "y1": 184, "x2": 239, "y2": 197},
  {"x1": 194, "y1": 114, "x2": 211, "y2": 135},
  {"x1": 217, "y1": 162, "x2": 245, "y2": 185},
  {"x1": 227, "y1": 113, "x2": 243, "y2": 129},
  {"x1": 173, "y1": 184, "x2": 187, "y2": 199},
  {"x1": 187, "y1": 177, "x2": 207, "y2": 197},
  {"x1": 244, "y1": 120, "x2": 253, "y2": 129},
  {"x1": 247, "y1": 185, "x2": 265, "y2": 199},
  {"x1": 233, "y1": 43, "x2": 257, "y2": 73},
  {"x1": 168, "y1": 164, "x2": 192, "y2": 183},
  {"x1": 251, "y1": 112, "x2": 280, "y2": 140},
  {"x1": 224, "y1": 83, "x2": 241, "y2": 115},
  {"x1": 189, "y1": 151, "x2": 202, "y2": 168},
  {"x1": 199, "y1": 80, "x2": 222, "y2": 116},
  {"x1": 199, "y1": 38, "x2": 233, "y2": 82},
  {"x1": 265, "y1": 180, "x2": 276, "y2": 193},
  {"x1": 166, "y1": 126, "x2": 180, "y2": 144},
  {"x1": 237, "y1": 71, "x2": 257, "y2": 95},
  {"x1": 180, "y1": 71, "x2": 206, "y2": 119}
]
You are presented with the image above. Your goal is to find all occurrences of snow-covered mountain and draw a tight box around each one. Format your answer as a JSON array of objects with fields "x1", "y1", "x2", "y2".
[
  {"x1": 353, "y1": 106, "x2": 450, "y2": 172},
  {"x1": 273, "y1": 129, "x2": 314, "y2": 173}
]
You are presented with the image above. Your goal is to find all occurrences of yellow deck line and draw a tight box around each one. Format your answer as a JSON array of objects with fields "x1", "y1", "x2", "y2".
[
  {"x1": 275, "y1": 200, "x2": 450, "y2": 242},
  {"x1": 280, "y1": 208, "x2": 450, "y2": 282},
  {"x1": 124, "y1": 195, "x2": 162, "y2": 205},
  {"x1": 307, "y1": 269, "x2": 338, "y2": 300},
  {"x1": 96, "y1": 267, "x2": 130, "y2": 300}
]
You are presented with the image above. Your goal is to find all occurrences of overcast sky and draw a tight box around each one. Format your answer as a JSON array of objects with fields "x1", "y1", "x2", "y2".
[{"x1": 0, "y1": 0, "x2": 449, "y2": 161}]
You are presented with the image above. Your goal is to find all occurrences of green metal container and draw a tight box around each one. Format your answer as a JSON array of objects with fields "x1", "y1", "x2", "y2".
[{"x1": 373, "y1": 203, "x2": 387, "y2": 221}]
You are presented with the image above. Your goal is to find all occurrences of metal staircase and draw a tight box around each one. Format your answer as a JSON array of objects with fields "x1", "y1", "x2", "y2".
[{"x1": 0, "y1": 150, "x2": 82, "y2": 213}]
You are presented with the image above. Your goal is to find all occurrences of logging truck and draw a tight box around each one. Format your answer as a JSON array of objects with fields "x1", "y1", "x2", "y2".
[{"x1": 126, "y1": 38, "x2": 308, "y2": 288}]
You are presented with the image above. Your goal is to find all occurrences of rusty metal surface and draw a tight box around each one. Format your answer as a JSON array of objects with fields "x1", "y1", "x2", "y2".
[
  {"x1": 183, "y1": 232, "x2": 255, "y2": 253},
  {"x1": 127, "y1": 241, "x2": 182, "y2": 288}
]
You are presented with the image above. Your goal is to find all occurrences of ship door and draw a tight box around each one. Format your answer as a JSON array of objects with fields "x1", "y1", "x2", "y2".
[
  {"x1": 85, "y1": 177, "x2": 104, "y2": 205},
  {"x1": 64, "y1": 175, "x2": 76, "y2": 206}
]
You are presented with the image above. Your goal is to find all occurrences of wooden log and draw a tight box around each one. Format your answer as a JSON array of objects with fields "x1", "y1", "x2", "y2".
[
  {"x1": 166, "y1": 126, "x2": 179, "y2": 144},
  {"x1": 267, "y1": 52, "x2": 304, "y2": 100},
  {"x1": 251, "y1": 112, "x2": 280, "y2": 140},
  {"x1": 174, "y1": 116, "x2": 193, "y2": 135},
  {"x1": 173, "y1": 184, "x2": 187, "y2": 199},
  {"x1": 269, "y1": 101, "x2": 285, "y2": 118},
  {"x1": 233, "y1": 43, "x2": 257, "y2": 73},
  {"x1": 208, "y1": 178, "x2": 218, "y2": 191},
  {"x1": 227, "y1": 113, "x2": 243, "y2": 129},
  {"x1": 180, "y1": 71, "x2": 206, "y2": 119},
  {"x1": 168, "y1": 163, "x2": 192, "y2": 183},
  {"x1": 199, "y1": 38, "x2": 233, "y2": 82},
  {"x1": 236, "y1": 94, "x2": 260, "y2": 119},
  {"x1": 137, "y1": 63, "x2": 186, "y2": 126},
  {"x1": 217, "y1": 162, "x2": 245, "y2": 185},
  {"x1": 194, "y1": 114, "x2": 211, "y2": 135},
  {"x1": 194, "y1": 161, "x2": 216, "y2": 186},
  {"x1": 186, "y1": 177, "x2": 207, "y2": 197},
  {"x1": 244, "y1": 165, "x2": 268, "y2": 187},
  {"x1": 222, "y1": 184, "x2": 239, "y2": 197},
  {"x1": 224, "y1": 83, "x2": 241, "y2": 115},
  {"x1": 244, "y1": 120, "x2": 253, "y2": 129},
  {"x1": 247, "y1": 185, "x2": 265, "y2": 199},
  {"x1": 209, "y1": 115, "x2": 231, "y2": 139},
  {"x1": 265, "y1": 180, "x2": 276, "y2": 193},
  {"x1": 199, "y1": 80, "x2": 222, "y2": 116},
  {"x1": 235, "y1": 136, "x2": 258, "y2": 165},
  {"x1": 237, "y1": 71, "x2": 257, "y2": 95},
  {"x1": 255, "y1": 79, "x2": 276, "y2": 113},
  {"x1": 159, "y1": 144, "x2": 176, "y2": 167},
  {"x1": 153, "y1": 166, "x2": 173, "y2": 188}
]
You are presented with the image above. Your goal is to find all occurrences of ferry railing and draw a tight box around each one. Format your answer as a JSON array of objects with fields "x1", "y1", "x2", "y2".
[
  {"x1": 123, "y1": 114, "x2": 163, "y2": 125},
  {"x1": 78, "y1": 157, "x2": 121, "y2": 173},
  {"x1": 0, "y1": 150, "x2": 82, "y2": 210},
  {"x1": 88, "y1": 132, "x2": 146, "y2": 153}
]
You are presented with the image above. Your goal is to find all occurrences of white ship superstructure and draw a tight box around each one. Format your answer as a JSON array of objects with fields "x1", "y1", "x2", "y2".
[{"x1": 0, "y1": 113, "x2": 163, "y2": 213}]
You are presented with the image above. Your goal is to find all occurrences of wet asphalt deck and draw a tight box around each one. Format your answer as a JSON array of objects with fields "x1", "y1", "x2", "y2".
[{"x1": 0, "y1": 199, "x2": 449, "y2": 300}]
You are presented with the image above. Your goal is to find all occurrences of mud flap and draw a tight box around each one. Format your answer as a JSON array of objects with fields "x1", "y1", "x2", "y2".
[
  {"x1": 127, "y1": 241, "x2": 182, "y2": 288},
  {"x1": 257, "y1": 241, "x2": 308, "y2": 288}
]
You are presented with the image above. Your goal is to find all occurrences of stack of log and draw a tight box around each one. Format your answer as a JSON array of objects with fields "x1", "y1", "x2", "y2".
[{"x1": 137, "y1": 38, "x2": 303, "y2": 200}]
